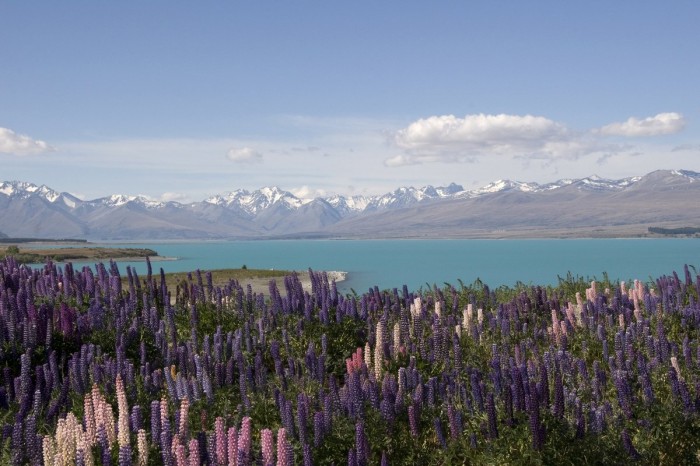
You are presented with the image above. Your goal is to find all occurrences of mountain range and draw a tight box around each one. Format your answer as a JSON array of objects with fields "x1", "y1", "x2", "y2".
[{"x1": 0, "y1": 169, "x2": 699, "y2": 240}]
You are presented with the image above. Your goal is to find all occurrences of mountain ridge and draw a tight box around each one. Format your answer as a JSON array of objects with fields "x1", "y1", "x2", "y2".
[{"x1": 0, "y1": 169, "x2": 698, "y2": 240}]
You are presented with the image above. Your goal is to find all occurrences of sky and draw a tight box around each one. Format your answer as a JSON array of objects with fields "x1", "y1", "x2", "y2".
[{"x1": 1, "y1": 2, "x2": 699, "y2": 202}]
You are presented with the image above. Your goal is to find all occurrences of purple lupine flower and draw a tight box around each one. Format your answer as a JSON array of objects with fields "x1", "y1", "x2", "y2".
[
  {"x1": 355, "y1": 421, "x2": 369, "y2": 466},
  {"x1": 613, "y1": 371, "x2": 633, "y2": 419},
  {"x1": 679, "y1": 380, "x2": 695, "y2": 413},
  {"x1": 151, "y1": 400, "x2": 162, "y2": 448},
  {"x1": 313, "y1": 411, "x2": 325, "y2": 446},
  {"x1": 347, "y1": 448, "x2": 357, "y2": 466},
  {"x1": 552, "y1": 370, "x2": 564, "y2": 419},
  {"x1": 668, "y1": 367, "x2": 681, "y2": 398},
  {"x1": 130, "y1": 405, "x2": 142, "y2": 433},
  {"x1": 503, "y1": 384, "x2": 514, "y2": 427},
  {"x1": 621, "y1": 429, "x2": 641, "y2": 460},
  {"x1": 447, "y1": 404, "x2": 463, "y2": 439},
  {"x1": 11, "y1": 419, "x2": 23, "y2": 465},
  {"x1": 24, "y1": 415, "x2": 40, "y2": 466},
  {"x1": 639, "y1": 372, "x2": 654, "y2": 405},
  {"x1": 528, "y1": 398, "x2": 543, "y2": 451},
  {"x1": 433, "y1": 417, "x2": 447, "y2": 448},
  {"x1": 408, "y1": 403, "x2": 420, "y2": 438},
  {"x1": 118, "y1": 444, "x2": 133, "y2": 466},
  {"x1": 574, "y1": 398, "x2": 585, "y2": 439},
  {"x1": 297, "y1": 394, "x2": 309, "y2": 445},
  {"x1": 379, "y1": 398, "x2": 395, "y2": 426},
  {"x1": 511, "y1": 366, "x2": 525, "y2": 412},
  {"x1": 303, "y1": 443, "x2": 313, "y2": 466},
  {"x1": 486, "y1": 393, "x2": 498, "y2": 440},
  {"x1": 101, "y1": 425, "x2": 114, "y2": 466}
]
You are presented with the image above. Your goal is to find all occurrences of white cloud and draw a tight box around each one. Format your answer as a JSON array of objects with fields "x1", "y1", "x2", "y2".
[
  {"x1": 388, "y1": 113, "x2": 582, "y2": 166},
  {"x1": 137, "y1": 192, "x2": 193, "y2": 204},
  {"x1": 384, "y1": 154, "x2": 421, "y2": 167},
  {"x1": 598, "y1": 112, "x2": 685, "y2": 137},
  {"x1": 289, "y1": 185, "x2": 327, "y2": 199},
  {"x1": 387, "y1": 112, "x2": 685, "y2": 167},
  {"x1": 394, "y1": 114, "x2": 568, "y2": 150},
  {"x1": 671, "y1": 143, "x2": 700, "y2": 152},
  {"x1": 226, "y1": 147, "x2": 263, "y2": 163},
  {"x1": 0, "y1": 127, "x2": 55, "y2": 155},
  {"x1": 159, "y1": 192, "x2": 190, "y2": 202}
]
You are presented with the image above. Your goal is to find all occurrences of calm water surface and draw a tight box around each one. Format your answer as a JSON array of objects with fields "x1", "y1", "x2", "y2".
[{"x1": 37, "y1": 239, "x2": 700, "y2": 294}]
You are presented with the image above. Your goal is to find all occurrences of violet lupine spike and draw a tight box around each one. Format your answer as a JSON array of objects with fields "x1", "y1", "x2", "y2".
[
  {"x1": 303, "y1": 443, "x2": 313, "y2": 466},
  {"x1": 408, "y1": 403, "x2": 420, "y2": 438},
  {"x1": 528, "y1": 394, "x2": 544, "y2": 451},
  {"x1": 433, "y1": 417, "x2": 447, "y2": 449},
  {"x1": 355, "y1": 421, "x2": 369, "y2": 466},
  {"x1": 348, "y1": 448, "x2": 357, "y2": 466},
  {"x1": 613, "y1": 371, "x2": 634, "y2": 419},
  {"x1": 552, "y1": 369, "x2": 564, "y2": 419},
  {"x1": 486, "y1": 393, "x2": 498, "y2": 440},
  {"x1": 118, "y1": 444, "x2": 133, "y2": 466},
  {"x1": 621, "y1": 429, "x2": 641, "y2": 460}
]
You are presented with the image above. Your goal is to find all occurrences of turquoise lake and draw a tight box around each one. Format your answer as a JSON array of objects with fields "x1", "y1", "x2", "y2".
[{"x1": 35, "y1": 238, "x2": 700, "y2": 294}]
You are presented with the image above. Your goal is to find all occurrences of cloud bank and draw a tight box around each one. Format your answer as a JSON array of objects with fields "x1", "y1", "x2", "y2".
[
  {"x1": 598, "y1": 112, "x2": 685, "y2": 137},
  {"x1": 387, "y1": 112, "x2": 686, "y2": 166},
  {"x1": 0, "y1": 127, "x2": 55, "y2": 155},
  {"x1": 226, "y1": 147, "x2": 263, "y2": 163}
]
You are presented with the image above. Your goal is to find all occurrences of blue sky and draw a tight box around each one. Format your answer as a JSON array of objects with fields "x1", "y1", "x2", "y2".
[{"x1": 1, "y1": 2, "x2": 698, "y2": 202}]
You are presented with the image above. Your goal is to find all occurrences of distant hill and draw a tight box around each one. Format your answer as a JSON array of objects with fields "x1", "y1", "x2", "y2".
[{"x1": 1, "y1": 169, "x2": 699, "y2": 240}]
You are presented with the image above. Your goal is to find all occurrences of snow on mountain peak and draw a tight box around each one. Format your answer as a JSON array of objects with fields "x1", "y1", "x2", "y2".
[
  {"x1": 1, "y1": 170, "x2": 693, "y2": 224},
  {"x1": 672, "y1": 169, "x2": 700, "y2": 181}
]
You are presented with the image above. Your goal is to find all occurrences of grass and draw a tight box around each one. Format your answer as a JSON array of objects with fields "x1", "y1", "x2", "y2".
[
  {"x1": 3, "y1": 245, "x2": 159, "y2": 263},
  {"x1": 138, "y1": 267, "x2": 296, "y2": 294}
]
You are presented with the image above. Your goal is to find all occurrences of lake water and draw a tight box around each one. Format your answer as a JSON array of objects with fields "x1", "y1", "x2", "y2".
[{"x1": 34, "y1": 239, "x2": 700, "y2": 294}]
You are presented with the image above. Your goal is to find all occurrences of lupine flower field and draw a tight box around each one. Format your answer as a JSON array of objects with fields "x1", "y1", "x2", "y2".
[{"x1": 1, "y1": 256, "x2": 700, "y2": 465}]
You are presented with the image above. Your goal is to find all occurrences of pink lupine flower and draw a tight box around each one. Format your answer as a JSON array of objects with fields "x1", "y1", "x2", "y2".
[
  {"x1": 43, "y1": 436, "x2": 56, "y2": 466},
  {"x1": 374, "y1": 321, "x2": 385, "y2": 380},
  {"x1": 227, "y1": 427, "x2": 238, "y2": 466},
  {"x1": 178, "y1": 398, "x2": 190, "y2": 441},
  {"x1": 261, "y1": 428, "x2": 274, "y2": 466},
  {"x1": 188, "y1": 438, "x2": 201, "y2": 466},
  {"x1": 84, "y1": 393, "x2": 97, "y2": 447},
  {"x1": 237, "y1": 416, "x2": 252, "y2": 464},
  {"x1": 276, "y1": 428, "x2": 291, "y2": 466},
  {"x1": 136, "y1": 429, "x2": 149, "y2": 466},
  {"x1": 174, "y1": 441, "x2": 187, "y2": 466},
  {"x1": 116, "y1": 375, "x2": 130, "y2": 447},
  {"x1": 214, "y1": 416, "x2": 227, "y2": 465}
]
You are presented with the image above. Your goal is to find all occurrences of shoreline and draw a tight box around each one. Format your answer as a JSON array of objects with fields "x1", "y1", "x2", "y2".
[{"x1": 244, "y1": 270, "x2": 348, "y2": 295}]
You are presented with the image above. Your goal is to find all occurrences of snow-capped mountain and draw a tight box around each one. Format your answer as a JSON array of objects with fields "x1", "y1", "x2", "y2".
[
  {"x1": 0, "y1": 180, "x2": 83, "y2": 209},
  {"x1": 1, "y1": 170, "x2": 699, "y2": 239},
  {"x1": 205, "y1": 186, "x2": 309, "y2": 217}
]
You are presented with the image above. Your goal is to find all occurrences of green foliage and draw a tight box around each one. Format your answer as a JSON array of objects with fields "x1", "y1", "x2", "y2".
[{"x1": 5, "y1": 261, "x2": 700, "y2": 465}]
